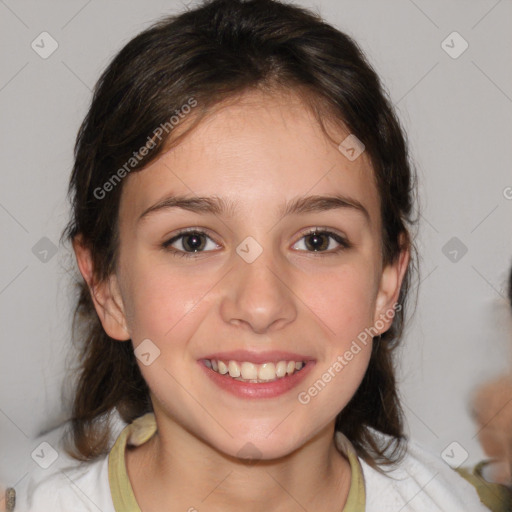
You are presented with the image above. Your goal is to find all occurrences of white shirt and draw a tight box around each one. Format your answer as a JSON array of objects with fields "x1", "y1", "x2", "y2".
[{"x1": 13, "y1": 419, "x2": 491, "y2": 512}]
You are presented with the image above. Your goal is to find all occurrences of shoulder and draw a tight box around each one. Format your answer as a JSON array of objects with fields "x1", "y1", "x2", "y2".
[
  {"x1": 14, "y1": 455, "x2": 115, "y2": 512},
  {"x1": 359, "y1": 432, "x2": 491, "y2": 512},
  {"x1": 12, "y1": 411, "x2": 127, "y2": 512}
]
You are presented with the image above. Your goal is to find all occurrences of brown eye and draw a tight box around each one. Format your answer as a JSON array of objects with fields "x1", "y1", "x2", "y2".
[
  {"x1": 292, "y1": 229, "x2": 350, "y2": 254},
  {"x1": 304, "y1": 232, "x2": 330, "y2": 251},
  {"x1": 163, "y1": 230, "x2": 219, "y2": 256},
  {"x1": 181, "y1": 232, "x2": 207, "y2": 252}
]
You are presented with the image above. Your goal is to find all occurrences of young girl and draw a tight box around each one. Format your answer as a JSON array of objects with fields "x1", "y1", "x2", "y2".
[{"x1": 12, "y1": 0, "x2": 494, "y2": 510}]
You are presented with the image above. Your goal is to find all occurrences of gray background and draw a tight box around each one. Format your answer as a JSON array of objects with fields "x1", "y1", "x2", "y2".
[{"x1": 1, "y1": 0, "x2": 511, "y2": 489}]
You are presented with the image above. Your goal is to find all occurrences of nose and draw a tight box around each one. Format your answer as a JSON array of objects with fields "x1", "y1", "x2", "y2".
[{"x1": 219, "y1": 249, "x2": 298, "y2": 334}]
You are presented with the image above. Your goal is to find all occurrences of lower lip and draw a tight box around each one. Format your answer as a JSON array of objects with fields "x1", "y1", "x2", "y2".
[{"x1": 198, "y1": 360, "x2": 315, "y2": 399}]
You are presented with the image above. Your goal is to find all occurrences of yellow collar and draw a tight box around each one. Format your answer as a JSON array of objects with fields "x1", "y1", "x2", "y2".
[{"x1": 108, "y1": 413, "x2": 365, "y2": 511}]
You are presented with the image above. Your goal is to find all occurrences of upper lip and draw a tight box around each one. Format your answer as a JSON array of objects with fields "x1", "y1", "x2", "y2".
[{"x1": 200, "y1": 350, "x2": 315, "y2": 365}]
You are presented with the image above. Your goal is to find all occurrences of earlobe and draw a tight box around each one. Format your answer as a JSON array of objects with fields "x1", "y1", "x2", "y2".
[
  {"x1": 373, "y1": 247, "x2": 410, "y2": 334},
  {"x1": 72, "y1": 235, "x2": 131, "y2": 341}
]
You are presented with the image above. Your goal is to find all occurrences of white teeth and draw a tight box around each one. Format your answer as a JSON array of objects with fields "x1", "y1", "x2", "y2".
[
  {"x1": 276, "y1": 361, "x2": 287, "y2": 377},
  {"x1": 241, "y1": 362, "x2": 258, "y2": 380},
  {"x1": 228, "y1": 360, "x2": 241, "y2": 378},
  {"x1": 218, "y1": 360, "x2": 228, "y2": 374},
  {"x1": 206, "y1": 359, "x2": 305, "y2": 382},
  {"x1": 258, "y1": 362, "x2": 276, "y2": 380}
]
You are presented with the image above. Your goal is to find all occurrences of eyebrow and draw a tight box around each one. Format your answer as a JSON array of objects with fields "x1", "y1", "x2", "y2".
[{"x1": 138, "y1": 194, "x2": 370, "y2": 223}]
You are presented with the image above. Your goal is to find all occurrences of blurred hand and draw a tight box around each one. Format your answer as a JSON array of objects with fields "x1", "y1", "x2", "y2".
[{"x1": 472, "y1": 375, "x2": 512, "y2": 486}]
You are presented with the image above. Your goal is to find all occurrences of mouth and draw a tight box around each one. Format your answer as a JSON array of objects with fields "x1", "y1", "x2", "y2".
[
  {"x1": 202, "y1": 358, "x2": 306, "y2": 383},
  {"x1": 198, "y1": 351, "x2": 315, "y2": 399}
]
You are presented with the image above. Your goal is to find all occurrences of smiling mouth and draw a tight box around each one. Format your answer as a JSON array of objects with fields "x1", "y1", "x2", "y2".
[{"x1": 202, "y1": 359, "x2": 306, "y2": 383}]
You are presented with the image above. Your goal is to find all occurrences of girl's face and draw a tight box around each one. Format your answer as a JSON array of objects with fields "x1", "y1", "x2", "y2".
[{"x1": 87, "y1": 90, "x2": 407, "y2": 460}]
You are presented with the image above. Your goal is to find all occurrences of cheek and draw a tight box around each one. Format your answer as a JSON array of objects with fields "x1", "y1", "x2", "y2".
[
  {"x1": 293, "y1": 264, "x2": 376, "y2": 412},
  {"x1": 121, "y1": 259, "x2": 213, "y2": 342},
  {"x1": 300, "y1": 263, "x2": 378, "y2": 342}
]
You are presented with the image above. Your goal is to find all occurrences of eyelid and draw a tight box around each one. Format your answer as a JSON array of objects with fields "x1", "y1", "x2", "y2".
[
  {"x1": 164, "y1": 226, "x2": 218, "y2": 242},
  {"x1": 296, "y1": 226, "x2": 349, "y2": 241}
]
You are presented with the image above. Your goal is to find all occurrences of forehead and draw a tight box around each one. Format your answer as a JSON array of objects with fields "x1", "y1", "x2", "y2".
[{"x1": 119, "y1": 90, "x2": 380, "y2": 226}]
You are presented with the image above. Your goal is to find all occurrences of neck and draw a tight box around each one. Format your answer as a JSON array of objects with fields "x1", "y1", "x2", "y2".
[{"x1": 126, "y1": 418, "x2": 352, "y2": 511}]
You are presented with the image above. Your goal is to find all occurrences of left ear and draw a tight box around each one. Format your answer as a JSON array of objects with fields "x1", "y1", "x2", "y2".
[{"x1": 373, "y1": 246, "x2": 410, "y2": 334}]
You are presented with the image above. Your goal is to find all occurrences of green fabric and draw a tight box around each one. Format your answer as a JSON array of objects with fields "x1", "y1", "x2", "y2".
[
  {"x1": 455, "y1": 461, "x2": 512, "y2": 512},
  {"x1": 108, "y1": 416, "x2": 143, "y2": 511},
  {"x1": 108, "y1": 413, "x2": 365, "y2": 511},
  {"x1": 340, "y1": 436, "x2": 366, "y2": 511}
]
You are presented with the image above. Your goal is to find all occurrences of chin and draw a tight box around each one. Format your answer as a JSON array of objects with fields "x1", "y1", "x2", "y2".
[{"x1": 215, "y1": 429, "x2": 307, "y2": 463}]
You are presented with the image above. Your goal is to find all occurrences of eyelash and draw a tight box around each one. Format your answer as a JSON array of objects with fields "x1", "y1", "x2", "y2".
[{"x1": 162, "y1": 227, "x2": 351, "y2": 259}]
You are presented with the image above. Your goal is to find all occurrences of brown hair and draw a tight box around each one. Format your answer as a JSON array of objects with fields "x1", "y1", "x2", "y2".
[{"x1": 62, "y1": 0, "x2": 416, "y2": 471}]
